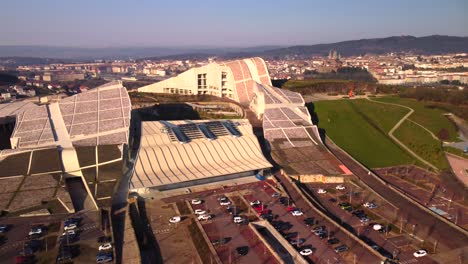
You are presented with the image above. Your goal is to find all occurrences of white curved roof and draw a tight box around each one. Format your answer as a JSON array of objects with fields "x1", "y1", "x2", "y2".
[{"x1": 131, "y1": 119, "x2": 272, "y2": 189}]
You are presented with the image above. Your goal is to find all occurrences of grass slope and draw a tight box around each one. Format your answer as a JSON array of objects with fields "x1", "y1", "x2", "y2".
[
  {"x1": 394, "y1": 120, "x2": 449, "y2": 170},
  {"x1": 350, "y1": 99, "x2": 409, "y2": 132},
  {"x1": 375, "y1": 97, "x2": 459, "y2": 142},
  {"x1": 314, "y1": 99, "x2": 415, "y2": 168}
]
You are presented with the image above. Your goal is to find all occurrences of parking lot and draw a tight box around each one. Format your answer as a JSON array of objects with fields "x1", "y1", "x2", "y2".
[
  {"x1": 0, "y1": 211, "x2": 109, "y2": 263},
  {"x1": 145, "y1": 198, "x2": 203, "y2": 264},
  {"x1": 305, "y1": 182, "x2": 438, "y2": 264},
  {"x1": 243, "y1": 184, "x2": 349, "y2": 264},
  {"x1": 191, "y1": 189, "x2": 280, "y2": 264}
]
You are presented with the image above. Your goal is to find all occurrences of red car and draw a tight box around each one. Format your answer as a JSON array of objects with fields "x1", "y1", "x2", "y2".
[
  {"x1": 253, "y1": 204, "x2": 265, "y2": 212},
  {"x1": 16, "y1": 256, "x2": 33, "y2": 264},
  {"x1": 287, "y1": 206, "x2": 296, "y2": 212},
  {"x1": 258, "y1": 209, "x2": 271, "y2": 216}
]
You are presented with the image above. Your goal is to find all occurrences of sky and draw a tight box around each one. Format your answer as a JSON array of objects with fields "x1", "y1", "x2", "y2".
[{"x1": 1, "y1": 0, "x2": 467, "y2": 47}]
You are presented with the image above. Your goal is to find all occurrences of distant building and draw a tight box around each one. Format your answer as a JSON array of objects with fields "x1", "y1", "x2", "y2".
[
  {"x1": 43, "y1": 72, "x2": 85, "y2": 82},
  {"x1": 328, "y1": 49, "x2": 341, "y2": 60},
  {"x1": 138, "y1": 57, "x2": 271, "y2": 103}
]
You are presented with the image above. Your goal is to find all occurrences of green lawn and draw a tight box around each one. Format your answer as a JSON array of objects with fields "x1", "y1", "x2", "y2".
[
  {"x1": 349, "y1": 99, "x2": 410, "y2": 132},
  {"x1": 314, "y1": 100, "x2": 415, "y2": 168},
  {"x1": 394, "y1": 120, "x2": 449, "y2": 170},
  {"x1": 374, "y1": 97, "x2": 459, "y2": 142}
]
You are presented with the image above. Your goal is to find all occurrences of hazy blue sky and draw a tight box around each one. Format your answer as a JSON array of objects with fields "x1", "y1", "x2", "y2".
[{"x1": 1, "y1": 0, "x2": 467, "y2": 47}]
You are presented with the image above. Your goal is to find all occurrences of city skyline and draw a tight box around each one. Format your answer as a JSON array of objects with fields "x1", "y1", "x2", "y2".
[{"x1": 1, "y1": 0, "x2": 467, "y2": 47}]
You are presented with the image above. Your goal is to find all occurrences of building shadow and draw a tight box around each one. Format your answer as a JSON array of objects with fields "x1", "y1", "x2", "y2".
[{"x1": 305, "y1": 102, "x2": 327, "y2": 144}]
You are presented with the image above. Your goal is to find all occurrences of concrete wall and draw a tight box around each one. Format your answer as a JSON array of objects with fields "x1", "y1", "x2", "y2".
[
  {"x1": 131, "y1": 170, "x2": 257, "y2": 193},
  {"x1": 250, "y1": 221, "x2": 308, "y2": 264}
]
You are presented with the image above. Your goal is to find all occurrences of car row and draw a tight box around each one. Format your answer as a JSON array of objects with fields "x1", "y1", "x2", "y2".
[{"x1": 96, "y1": 236, "x2": 113, "y2": 263}]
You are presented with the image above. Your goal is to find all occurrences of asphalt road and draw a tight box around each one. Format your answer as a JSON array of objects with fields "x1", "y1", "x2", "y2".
[{"x1": 325, "y1": 138, "x2": 468, "y2": 250}]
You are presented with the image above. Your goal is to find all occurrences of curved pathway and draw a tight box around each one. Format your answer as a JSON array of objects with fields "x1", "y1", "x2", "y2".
[
  {"x1": 367, "y1": 98, "x2": 439, "y2": 171},
  {"x1": 407, "y1": 119, "x2": 440, "y2": 140}
]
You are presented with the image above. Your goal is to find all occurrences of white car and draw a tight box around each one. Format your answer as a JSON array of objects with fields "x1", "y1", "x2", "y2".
[
  {"x1": 99, "y1": 243, "x2": 113, "y2": 251},
  {"x1": 300, "y1": 248, "x2": 313, "y2": 256},
  {"x1": 198, "y1": 214, "x2": 212, "y2": 221},
  {"x1": 317, "y1": 188, "x2": 327, "y2": 194},
  {"x1": 64, "y1": 223, "x2": 77, "y2": 231},
  {"x1": 62, "y1": 230, "x2": 76, "y2": 236},
  {"x1": 363, "y1": 202, "x2": 377, "y2": 209},
  {"x1": 250, "y1": 200, "x2": 261, "y2": 206},
  {"x1": 220, "y1": 200, "x2": 231, "y2": 206},
  {"x1": 194, "y1": 209, "x2": 207, "y2": 215},
  {"x1": 335, "y1": 185, "x2": 345, "y2": 190},
  {"x1": 372, "y1": 224, "x2": 383, "y2": 231},
  {"x1": 291, "y1": 210, "x2": 303, "y2": 216},
  {"x1": 169, "y1": 216, "x2": 181, "y2": 223},
  {"x1": 233, "y1": 216, "x2": 244, "y2": 224},
  {"x1": 191, "y1": 199, "x2": 203, "y2": 205},
  {"x1": 413, "y1": 249, "x2": 428, "y2": 258},
  {"x1": 28, "y1": 228, "x2": 43, "y2": 236}
]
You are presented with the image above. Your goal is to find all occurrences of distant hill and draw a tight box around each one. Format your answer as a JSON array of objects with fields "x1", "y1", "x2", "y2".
[
  {"x1": 1, "y1": 35, "x2": 467, "y2": 60},
  {"x1": 0, "y1": 45, "x2": 284, "y2": 60},
  {"x1": 259, "y1": 35, "x2": 468, "y2": 58}
]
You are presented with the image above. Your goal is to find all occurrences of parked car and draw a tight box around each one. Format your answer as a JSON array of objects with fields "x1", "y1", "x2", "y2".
[
  {"x1": 303, "y1": 218, "x2": 314, "y2": 226},
  {"x1": 334, "y1": 245, "x2": 349, "y2": 253},
  {"x1": 312, "y1": 226, "x2": 325, "y2": 233},
  {"x1": 226, "y1": 205, "x2": 237, "y2": 215},
  {"x1": 286, "y1": 206, "x2": 296, "y2": 212},
  {"x1": 194, "y1": 209, "x2": 206, "y2": 215},
  {"x1": 299, "y1": 248, "x2": 313, "y2": 256},
  {"x1": 363, "y1": 202, "x2": 377, "y2": 209},
  {"x1": 64, "y1": 218, "x2": 81, "y2": 226},
  {"x1": 279, "y1": 197, "x2": 293, "y2": 205},
  {"x1": 28, "y1": 227, "x2": 43, "y2": 236},
  {"x1": 64, "y1": 223, "x2": 77, "y2": 231},
  {"x1": 283, "y1": 231, "x2": 298, "y2": 238},
  {"x1": 359, "y1": 216, "x2": 370, "y2": 223},
  {"x1": 289, "y1": 238, "x2": 306, "y2": 245},
  {"x1": 99, "y1": 243, "x2": 112, "y2": 251},
  {"x1": 191, "y1": 199, "x2": 203, "y2": 205},
  {"x1": 198, "y1": 214, "x2": 212, "y2": 221},
  {"x1": 327, "y1": 238, "x2": 340, "y2": 245},
  {"x1": 260, "y1": 213, "x2": 273, "y2": 221},
  {"x1": 212, "y1": 237, "x2": 230, "y2": 246},
  {"x1": 62, "y1": 230, "x2": 76, "y2": 236},
  {"x1": 253, "y1": 205, "x2": 265, "y2": 212},
  {"x1": 219, "y1": 197, "x2": 231, "y2": 205},
  {"x1": 236, "y1": 246, "x2": 249, "y2": 256},
  {"x1": 328, "y1": 198, "x2": 337, "y2": 203},
  {"x1": 25, "y1": 240, "x2": 42, "y2": 252},
  {"x1": 233, "y1": 216, "x2": 244, "y2": 224},
  {"x1": 272, "y1": 193, "x2": 281, "y2": 198},
  {"x1": 413, "y1": 249, "x2": 427, "y2": 258},
  {"x1": 335, "y1": 185, "x2": 345, "y2": 190},
  {"x1": 291, "y1": 210, "x2": 303, "y2": 216},
  {"x1": 169, "y1": 216, "x2": 181, "y2": 223},
  {"x1": 220, "y1": 200, "x2": 231, "y2": 206},
  {"x1": 96, "y1": 252, "x2": 113, "y2": 263},
  {"x1": 317, "y1": 188, "x2": 327, "y2": 194},
  {"x1": 0, "y1": 224, "x2": 9, "y2": 233},
  {"x1": 16, "y1": 255, "x2": 35, "y2": 264},
  {"x1": 250, "y1": 200, "x2": 261, "y2": 206}
]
